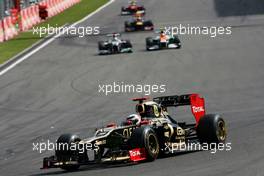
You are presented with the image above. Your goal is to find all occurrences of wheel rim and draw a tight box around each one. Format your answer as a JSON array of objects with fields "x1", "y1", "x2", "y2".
[
  {"x1": 217, "y1": 120, "x2": 227, "y2": 141},
  {"x1": 148, "y1": 134, "x2": 158, "y2": 153}
]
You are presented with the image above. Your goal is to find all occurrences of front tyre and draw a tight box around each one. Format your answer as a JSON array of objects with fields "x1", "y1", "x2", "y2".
[
  {"x1": 55, "y1": 134, "x2": 85, "y2": 171},
  {"x1": 129, "y1": 126, "x2": 159, "y2": 161},
  {"x1": 146, "y1": 37, "x2": 153, "y2": 51}
]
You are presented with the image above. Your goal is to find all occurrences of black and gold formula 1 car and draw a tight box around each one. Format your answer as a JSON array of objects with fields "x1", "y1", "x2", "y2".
[{"x1": 41, "y1": 94, "x2": 227, "y2": 171}]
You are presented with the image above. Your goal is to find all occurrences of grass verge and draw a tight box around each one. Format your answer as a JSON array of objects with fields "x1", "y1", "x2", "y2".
[{"x1": 0, "y1": 0, "x2": 109, "y2": 64}]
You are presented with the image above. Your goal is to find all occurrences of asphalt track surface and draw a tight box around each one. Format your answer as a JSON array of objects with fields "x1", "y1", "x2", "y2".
[{"x1": 1, "y1": 0, "x2": 264, "y2": 175}]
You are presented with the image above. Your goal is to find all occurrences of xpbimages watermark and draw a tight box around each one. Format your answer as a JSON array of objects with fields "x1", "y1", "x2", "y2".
[
  {"x1": 98, "y1": 82, "x2": 166, "y2": 96},
  {"x1": 164, "y1": 24, "x2": 232, "y2": 38},
  {"x1": 32, "y1": 24, "x2": 100, "y2": 37},
  {"x1": 165, "y1": 142, "x2": 232, "y2": 154},
  {"x1": 32, "y1": 140, "x2": 98, "y2": 154}
]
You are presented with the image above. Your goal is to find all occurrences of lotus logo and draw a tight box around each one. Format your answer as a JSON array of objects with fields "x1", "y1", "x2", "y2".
[{"x1": 192, "y1": 106, "x2": 204, "y2": 113}]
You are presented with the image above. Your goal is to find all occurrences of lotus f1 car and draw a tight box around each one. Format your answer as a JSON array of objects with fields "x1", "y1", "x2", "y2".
[
  {"x1": 41, "y1": 94, "x2": 227, "y2": 171},
  {"x1": 125, "y1": 13, "x2": 154, "y2": 32},
  {"x1": 121, "y1": 0, "x2": 145, "y2": 15},
  {"x1": 146, "y1": 30, "x2": 181, "y2": 51},
  {"x1": 98, "y1": 33, "x2": 133, "y2": 55}
]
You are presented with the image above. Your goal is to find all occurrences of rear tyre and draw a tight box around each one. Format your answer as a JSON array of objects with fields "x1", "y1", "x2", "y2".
[
  {"x1": 172, "y1": 35, "x2": 181, "y2": 49},
  {"x1": 197, "y1": 114, "x2": 227, "y2": 144},
  {"x1": 144, "y1": 20, "x2": 154, "y2": 29},
  {"x1": 122, "y1": 40, "x2": 133, "y2": 53},
  {"x1": 125, "y1": 22, "x2": 133, "y2": 32},
  {"x1": 129, "y1": 126, "x2": 159, "y2": 161}
]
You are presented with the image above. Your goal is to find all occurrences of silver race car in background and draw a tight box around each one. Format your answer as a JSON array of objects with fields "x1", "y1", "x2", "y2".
[{"x1": 98, "y1": 33, "x2": 133, "y2": 55}]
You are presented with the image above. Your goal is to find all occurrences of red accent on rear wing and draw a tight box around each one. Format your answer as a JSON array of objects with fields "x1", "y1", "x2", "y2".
[
  {"x1": 132, "y1": 97, "x2": 149, "y2": 101},
  {"x1": 132, "y1": 97, "x2": 150, "y2": 103},
  {"x1": 190, "y1": 94, "x2": 205, "y2": 125},
  {"x1": 153, "y1": 94, "x2": 206, "y2": 125}
]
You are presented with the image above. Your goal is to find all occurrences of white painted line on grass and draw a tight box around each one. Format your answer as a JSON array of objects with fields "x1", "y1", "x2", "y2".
[{"x1": 0, "y1": 0, "x2": 115, "y2": 76}]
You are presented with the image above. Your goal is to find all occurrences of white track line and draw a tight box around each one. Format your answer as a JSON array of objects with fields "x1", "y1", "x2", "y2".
[{"x1": 0, "y1": 0, "x2": 115, "y2": 76}]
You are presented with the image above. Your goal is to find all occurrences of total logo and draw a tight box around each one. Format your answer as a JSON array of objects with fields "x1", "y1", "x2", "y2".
[
  {"x1": 129, "y1": 150, "x2": 141, "y2": 157},
  {"x1": 192, "y1": 106, "x2": 205, "y2": 113}
]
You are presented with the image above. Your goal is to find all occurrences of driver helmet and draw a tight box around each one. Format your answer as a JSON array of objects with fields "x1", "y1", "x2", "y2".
[
  {"x1": 130, "y1": 0, "x2": 136, "y2": 5},
  {"x1": 159, "y1": 28, "x2": 167, "y2": 42},
  {"x1": 127, "y1": 114, "x2": 141, "y2": 126},
  {"x1": 113, "y1": 34, "x2": 119, "y2": 41},
  {"x1": 135, "y1": 11, "x2": 142, "y2": 20},
  {"x1": 136, "y1": 101, "x2": 162, "y2": 118},
  {"x1": 160, "y1": 27, "x2": 165, "y2": 35}
]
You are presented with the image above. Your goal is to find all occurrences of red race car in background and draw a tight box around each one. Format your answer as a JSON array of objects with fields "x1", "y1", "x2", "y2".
[{"x1": 121, "y1": 0, "x2": 146, "y2": 15}]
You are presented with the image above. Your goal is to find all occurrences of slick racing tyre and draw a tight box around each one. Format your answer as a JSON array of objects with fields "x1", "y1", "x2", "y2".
[
  {"x1": 124, "y1": 22, "x2": 133, "y2": 32},
  {"x1": 169, "y1": 36, "x2": 181, "y2": 49},
  {"x1": 144, "y1": 20, "x2": 154, "y2": 28},
  {"x1": 146, "y1": 37, "x2": 159, "y2": 50},
  {"x1": 196, "y1": 114, "x2": 227, "y2": 144},
  {"x1": 98, "y1": 41, "x2": 109, "y2": 50},
  {"x1": 121, "y1": 40, "x2": 133, "y2": 52},
  {"x1": 129, "y1": 126, "x2": 159, "y2": 161},
  {"x1": 146, "y1": 37, "x2": 153, "y2": 50},
  {"x1": 55, "y1": 134, "x2": 86, "y2": 171},
  {"x1": 123, "y1": 40, "x2": 132, "y2": 48}
]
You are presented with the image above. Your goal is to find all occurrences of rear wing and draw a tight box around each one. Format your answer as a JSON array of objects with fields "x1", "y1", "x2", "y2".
[
  {"x1": 153, "y1": 94, "x2": 206, "y2": 124},
  {"x1": 106, "y1": 33, "x2": 121, "y2": 37}
]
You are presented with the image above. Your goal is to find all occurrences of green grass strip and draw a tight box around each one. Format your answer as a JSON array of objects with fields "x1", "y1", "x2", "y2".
[{"x1": 0, "y1": 0, "x2": 108, "y2": 64}]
